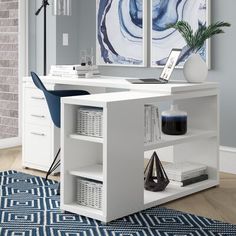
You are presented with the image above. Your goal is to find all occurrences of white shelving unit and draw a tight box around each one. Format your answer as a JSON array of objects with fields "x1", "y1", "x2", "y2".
[{"x1": 61, "y1": 83, "x2": 219, "y2": 223}]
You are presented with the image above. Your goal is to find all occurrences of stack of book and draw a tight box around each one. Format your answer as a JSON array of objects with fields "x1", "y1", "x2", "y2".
[
  {"x1": 49, "y1": 65, "x2": 100, "y2": 78},
  {"x1": 163, "y1": 162, "x2": 208, "y2": 187},
  {"x1": 144, "y1": 105, "x2": 161, "y2": 144}
]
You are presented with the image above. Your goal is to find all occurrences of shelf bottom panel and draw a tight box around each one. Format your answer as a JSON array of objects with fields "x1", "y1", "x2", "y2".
[
  {"x1": 61, "y1": 202, "x2": 105, "y2": 222},
  {"x1": 144, "y1": 179, "x2": 219, "y2": 209}
]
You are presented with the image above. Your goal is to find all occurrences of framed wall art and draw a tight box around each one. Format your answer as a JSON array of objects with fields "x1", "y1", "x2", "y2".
[
  {"x1": 96, "y1": 0, "x2": 147, "y2": 67},
  {"x1": 151, "y1": 0, "x2": 211, "y2": 68}
]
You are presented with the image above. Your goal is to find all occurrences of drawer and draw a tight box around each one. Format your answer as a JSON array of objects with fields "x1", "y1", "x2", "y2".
[
  {"x1": 23, "y1": 124, "x2": 52, "y2": 168},
  {"x1": 24, "y1": 103, "x2": 51, "y2": 126},
  {"x1": 24, "y1": 87, "x2": 51, "y2": 125},
  {"x1": 24, "y1": 87, "x2": 47, "y2": 108}
]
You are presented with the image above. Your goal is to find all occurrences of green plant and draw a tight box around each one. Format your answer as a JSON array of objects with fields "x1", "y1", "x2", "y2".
[{"x1": 168, "y1": 21, "x2": 231, "y2": 53}]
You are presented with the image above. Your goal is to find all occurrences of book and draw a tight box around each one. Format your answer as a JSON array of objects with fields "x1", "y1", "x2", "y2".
[
  {"x1": 169, "y1": 174, "x2": 208, "y2": 187},
  {"x1": 151, "y1": 106, "x2": 155, "y2": 142},
  {"x1": 50, "y1": 68, "x2": 100, "y2": 74},
  {"x1": 154, "y1": 106, "x2": 161, "y2": 141},
  {"x1": 144, "y1": 105, "x2": 151, "y2": 143},
  {"x1": 144, "y1": 105, "x2": 148, "y2": 143},
  {"x1": 147, "y1": 105, "x2": 152, "y2": 143},
  {"x1": 49, "y1": 64, "x2": 100, "y2": 78},
  {"x1": 144, "y1": 105, "x2": 161, "y2": 144},
  {"x1": 163, "y1": 162, "x2": 207, "y2": 182},
  {"x1": 50, "y1": 64, "x2": 98, "y2": 71},
  {"x1": 49, "y1": 71, "x2": 101, "y2": 77}
]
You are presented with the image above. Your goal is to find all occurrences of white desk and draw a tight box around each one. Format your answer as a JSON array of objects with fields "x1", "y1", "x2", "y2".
[
  {"x1": 24, "y1": 75, "x2": 218, "y2": 93},
  {"x1": 22, "y1": 76, "x2": 219, "y2": 222}
]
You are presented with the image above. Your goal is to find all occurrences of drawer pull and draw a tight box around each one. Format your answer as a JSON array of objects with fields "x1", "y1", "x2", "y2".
[
  {"x1": 31, "y1": 114, "x2": 45, "y2": 118},
  {"x1": 31, "y1": 132, "x2": 45, "y2": 136},
  {"x1": 31, "y1": 96, "x2": 45, "y2": 100}
]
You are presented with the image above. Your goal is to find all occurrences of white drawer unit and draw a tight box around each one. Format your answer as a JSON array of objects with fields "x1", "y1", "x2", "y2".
[
  {"x1": 23, "y1": 124, "x2": 52, "y2": 170},
  {"x1": 22, "y1": 82, "x2": 60, "y2": 172}
]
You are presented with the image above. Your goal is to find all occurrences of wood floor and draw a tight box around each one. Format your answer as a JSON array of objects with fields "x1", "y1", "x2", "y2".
[{"x1": 1, "y1": 146, "x2": 236, "y2": 224}]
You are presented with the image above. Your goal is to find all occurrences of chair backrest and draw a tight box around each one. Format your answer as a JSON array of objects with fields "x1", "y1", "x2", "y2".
[
  {"x1": 30, "y1": 72, "x2": 61, "y2": 128},
  {"x1": 31, "y1": 72, "x2": 47, "y2": 91}
]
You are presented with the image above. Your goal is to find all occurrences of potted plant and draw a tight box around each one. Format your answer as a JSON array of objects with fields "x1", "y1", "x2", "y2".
[{"x1": 168, "y1": 21, "x2": 230, "y2": 83}]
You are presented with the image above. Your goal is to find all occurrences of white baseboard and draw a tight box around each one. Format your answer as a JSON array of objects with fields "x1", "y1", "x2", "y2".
[
  {"x1": 220, "y1": 146, "x2": 236, "y2": 174},
  {"x1": 0, "y1": 137, "x2": 22, "y2": 149}
]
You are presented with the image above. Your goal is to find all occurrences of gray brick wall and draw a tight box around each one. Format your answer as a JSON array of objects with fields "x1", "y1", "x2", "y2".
[{"x1": 0, "y1": 0, "x2": 18, "y2": 139}]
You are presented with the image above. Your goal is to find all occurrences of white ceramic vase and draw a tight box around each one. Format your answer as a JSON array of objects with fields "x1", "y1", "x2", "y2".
[{"x1": 183, "y1": 53, "x2": 208, "y2": 83}]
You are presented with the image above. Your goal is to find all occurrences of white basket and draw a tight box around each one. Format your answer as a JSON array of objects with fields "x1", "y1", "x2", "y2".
[
  {"x1": 77, "y1": 107, "x2": 103, "y2": 138},
  {"x1": 77, "y1": 178, "x2": 103, "y2": 210}
]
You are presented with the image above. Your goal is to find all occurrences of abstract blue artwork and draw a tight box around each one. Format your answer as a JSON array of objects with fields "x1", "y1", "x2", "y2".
[
  {"x1": 96, "y1": 0, "x2": 146, "y2": 66},
  {"x1": 151, "y1": 0, "x2": 210, "y2": 67}
]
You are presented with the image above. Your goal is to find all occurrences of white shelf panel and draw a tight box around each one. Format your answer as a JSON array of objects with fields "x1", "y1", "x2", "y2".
[
  {"x1": 144, "y1": 179, "x2": 218, "y2": 209},
  {"x1": 70, "y1": 134, "x2": 103, "y2": 143},
  {"x1": 144, "y1": 129, "x2": 217, "y2": 151},
  {"x1": 70, "y1": 164, "x2": 103, "y2": 182},
  {"x1": 61, "y1": 202, "x2": 104, "y2": 221}
]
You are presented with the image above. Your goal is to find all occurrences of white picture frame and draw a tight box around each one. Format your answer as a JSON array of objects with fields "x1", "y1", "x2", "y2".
[
  {"x1": 150, "y1": 0, "x2": 211, "y2": 69},
  {"x1": 96, "y1": 0, "x2": 147, "y2": 67}
]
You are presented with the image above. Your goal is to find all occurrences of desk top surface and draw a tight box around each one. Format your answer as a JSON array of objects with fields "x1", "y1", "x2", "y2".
[{"x1": 23, "y1": 75, "x2": 218, "y2": 94}]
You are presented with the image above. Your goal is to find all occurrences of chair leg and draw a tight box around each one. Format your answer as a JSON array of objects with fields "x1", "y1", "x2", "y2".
[
  {"x1": 50, "y1": 160, "x2": 60, "y2": 174},
  {"x1": 46, "y1": 148, "x2": 61, "y2": 181}
]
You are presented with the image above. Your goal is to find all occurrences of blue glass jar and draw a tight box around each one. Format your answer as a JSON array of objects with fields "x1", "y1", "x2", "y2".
[{"x1": 161, "y1": 105, "x2": 187, "y2": 135}]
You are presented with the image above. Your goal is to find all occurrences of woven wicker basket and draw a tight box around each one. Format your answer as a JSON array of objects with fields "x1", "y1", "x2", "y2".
[
  {"x1": 77, "y1": 178, "x2": 103, "y2": 210},
  {"x1": 77, "y1": 107, "x2": 103, "y2": 137}
]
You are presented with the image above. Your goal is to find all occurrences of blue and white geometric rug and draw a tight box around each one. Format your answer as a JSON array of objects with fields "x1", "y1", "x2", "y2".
[{"x1": 0, "y1": 170, "x2": 236, "y2": 236}]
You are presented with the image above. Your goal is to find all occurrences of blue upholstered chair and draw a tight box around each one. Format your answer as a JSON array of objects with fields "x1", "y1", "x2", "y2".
[{"x1": 30, "y1": 72, "x2": 90, "y2": 181}]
